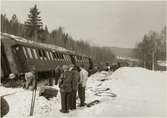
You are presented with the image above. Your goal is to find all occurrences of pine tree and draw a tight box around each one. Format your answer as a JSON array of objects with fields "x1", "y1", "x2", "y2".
[
  {"x1": 44, "y1": 25, "x2": 49, "y2": 34},
  {"x1": 25, "y1": 4, "x2": 43, "y2": 40},
  {"x1": 38, "y1": 26, "x2": 49, "y2": 43}
]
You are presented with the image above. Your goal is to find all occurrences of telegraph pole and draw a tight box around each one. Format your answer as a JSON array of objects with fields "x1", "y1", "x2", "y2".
[{"x1": 152, "y1": 51, "x2": 155, "y2": 70}]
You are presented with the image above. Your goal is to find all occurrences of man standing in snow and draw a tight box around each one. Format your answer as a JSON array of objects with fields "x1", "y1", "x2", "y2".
[
  {"x1": 54, "y1": 65, "x2": 62, "y2": 85},
  {"x1": 78, "y1": 65, "x2": 88, "y2": 106},
  {"x1": 25, "y1": 66, "x2": 37, "y2": 90},
  {"x1": 5, "y1": 73, "x2": 17, "y2": 88},
  {"x1": 70, "y1": 65, "x2": 80, "y2": 109},
  {"x1": 59, "y1": 65, "x2": 73, "y2": 113}
]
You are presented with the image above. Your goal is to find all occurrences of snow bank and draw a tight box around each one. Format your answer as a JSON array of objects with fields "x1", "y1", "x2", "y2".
[
  {"x1": 1, "y1": 67, "x2": 166, "y2": 117},
  {"x1": 99, "y1": 67, "x2": 167, "y2": 117}
]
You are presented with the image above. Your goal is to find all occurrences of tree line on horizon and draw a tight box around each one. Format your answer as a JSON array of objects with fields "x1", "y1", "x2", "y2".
[{"x1": 1, "y1": 5, "x2": 115, "y2": 64}]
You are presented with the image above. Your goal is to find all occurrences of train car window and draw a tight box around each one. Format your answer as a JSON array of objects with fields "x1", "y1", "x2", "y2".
[
  {"x1": 52, "y1": 52, "x2": 57, "y2": 61},
  {"x1": 74, "y1": 56, "x2": 77, "y2": 62},
  {"x1": 68, "y1": 55, "x2": 70, "y2": 61},
  {"x1": 58, "y1": 52, "x2": 62, "y2": 60},
  {"x1": 79, "y1": 56, "x2": 82, "y2": 60},
  {"x1": 83, "y1": 57, "x2": 85, "y2": 62},
  {"x1": 66, "y1": 55, "x2": 69, "y2": 61},
  {"x1": 64, "y1": 55, "x2": 68, "y2": 61},
  {"x1": 42, "y1": 50, "x2": 47, "y2": 57},
  {"x1": 80, "y1": 57, "x2": 83, "y2": 62},
  {"x1": 86, "y1": 58, "x2": 88, "y2": 62},
  {"x1": 82, "y1": 57, "x2": 85, "y2": 62},
  {"x1": 13, "y1": 46, "x2": 19, "y2": 54},
  {"x1": 52, "y1": 52, "x2": 56, "y2": 59},
  {"x1": 84, "y1": 57, "x2": 86, "y2": 62},
  {"x1": 77, "y1": 56, "x2": 79, "y2": 62},
  {"x1": 22, "y1": 47, "x2": 28, "y2": 58},
  {"x1": 58, "y1": 53, "x2": 60, "y2": 60},
  {"x1": 59, "y1": 53, "x2": 62, "y2": 60},
  {"x1": 55, "y1": 52, "x2": 60, "y2": 60},
  {"x1": 63, "y1": 54, "x2": 65, "y2": 60},
  {"x1": 85, "y1": 57, "x2": 87, "y2": 62},
  {"x1": 68, "y1": 55, "x2": 71, "y2": 61},
  {"x1": 27, "y1": 48, "x2": 33, "y2": 59},
  {"x1": 59, "y1": 53, "x2": 64, "y2": 59},
  {"x1": 76, "y1": 56, "x2": 79, "y2": 60},
  {"x1": 32, "y1": 49, "x2": 38, "y2": 59},
  {"x1": 46, "y1": 51, "x2": 50, "y2": 60},
  {"x1": 38, "y1": 49, "x2": 43, "y2": 60},
  {"x1": 59, "y1": 53, "x2": 62, "y2": 59},
  {"x1": 76, "y1": 56, "x2": 82, "y2": 61},
  {"x1": 49, "y1": 52, "x2": 54, "y2": 60},
  {"x1": 85, "y1": 58, "x2": 89, "y2": 63},
  {"x1": 80, "y1": 57, "x2": 82, "y2": 62},
  {"x1": 42, "y1": 50, "x2": 47, "y2": 60},
  {"x1": 62, "y1": 54, "x2": 66, "y2": 61},
  {"x1": 64, "y1": 55, "x2": 67, "y2": 61},
  {"x1": 67, "y1": 55, "x2": 69, "y2": 61}
]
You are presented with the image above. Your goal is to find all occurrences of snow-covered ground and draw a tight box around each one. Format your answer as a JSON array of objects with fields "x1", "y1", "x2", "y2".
[{"x1": 1, "y1": 67, "x2": 166, "y2": 118}]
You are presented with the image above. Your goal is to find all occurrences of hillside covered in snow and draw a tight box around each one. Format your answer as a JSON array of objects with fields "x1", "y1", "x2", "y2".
[{"x1": 1, "y1": 67, "x2": 166, "y2": 118}]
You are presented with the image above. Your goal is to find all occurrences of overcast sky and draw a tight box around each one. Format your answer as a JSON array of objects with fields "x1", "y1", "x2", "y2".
[{"x1": 1, "y1": 1, "x2": 166, "y2": 48}]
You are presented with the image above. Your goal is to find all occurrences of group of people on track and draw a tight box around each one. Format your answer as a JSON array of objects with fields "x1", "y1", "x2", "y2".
[{"x1": 58, "y1": 64, "x2": 88, "y2": 113}]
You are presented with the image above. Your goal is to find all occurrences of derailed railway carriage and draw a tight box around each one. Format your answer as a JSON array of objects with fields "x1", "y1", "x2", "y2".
[{"x1": 1, "y1": 32, "x2": 93, "y2": 81}]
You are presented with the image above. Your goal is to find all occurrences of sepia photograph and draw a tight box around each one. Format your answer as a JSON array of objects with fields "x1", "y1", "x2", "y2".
[{"x1": 0, "y1": 0, "x2": 166, "y2": 118}]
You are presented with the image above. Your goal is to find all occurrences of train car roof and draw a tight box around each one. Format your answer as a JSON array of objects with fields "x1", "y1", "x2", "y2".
[
  {"x1": 1, "y1": 32, "x2": 90, "y2": 58},
  {"x1": 1, "y1": 32, "x2": 74, "y2": 53}
]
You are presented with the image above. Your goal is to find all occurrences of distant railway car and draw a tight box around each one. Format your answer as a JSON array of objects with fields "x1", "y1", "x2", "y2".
[{"x1": 1, "y1": 33, "x2": 93, "y2": 81}]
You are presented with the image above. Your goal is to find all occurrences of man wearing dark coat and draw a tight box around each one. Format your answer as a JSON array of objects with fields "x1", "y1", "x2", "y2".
[
  {"x1": 54, "y1": 65, "x2": 62, "y2": 85},
  {"x1": 70, "y1": 65, "x2": 80, "y2": 110},
  {"x1": 59, "y1": 65, "x2": 73, "y2": 113}
]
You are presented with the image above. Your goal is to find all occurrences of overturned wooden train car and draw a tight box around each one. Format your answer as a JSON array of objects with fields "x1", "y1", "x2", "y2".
[{"x1": 1, "y1": 33, "x2": 93, "y2": 81}]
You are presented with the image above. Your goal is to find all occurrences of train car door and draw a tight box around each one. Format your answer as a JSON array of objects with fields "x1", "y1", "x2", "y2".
[{"x1": 1, "y1": 43, "x2": 11, "y2": 77}]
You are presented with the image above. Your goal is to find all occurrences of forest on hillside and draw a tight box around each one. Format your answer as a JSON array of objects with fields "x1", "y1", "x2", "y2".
[
  {"x1": 1, "y1": 5, "x2": 115, "y2": 64},
  {"x1": 133, "y1": 27, "x2": 166, "y2": 70}
]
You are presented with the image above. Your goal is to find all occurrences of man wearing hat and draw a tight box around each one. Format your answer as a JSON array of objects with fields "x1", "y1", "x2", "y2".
[
  {"x1": 59, "y1": 65, "x2": 73, "y2": 113},
  {"x1": 25, "y1": 66, "x2": 37, "y2": 90},
  {"x1": 5, "y1": 73, "x2": 17, "y2": 88},
  {"x1": 70, "y1": 65, "x2": 80, "y2": 110}
]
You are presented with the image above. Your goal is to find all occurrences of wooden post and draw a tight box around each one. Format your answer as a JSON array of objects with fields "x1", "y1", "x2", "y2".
[
  {"x1": 152, "y1": 51, "x2": 155, "y2": 70},
  {"x1": 29, "y1": 72, "x2": 38, "y2": 116},
  {"x1": 143, "y1": 55, "x2": 146, "y2": 68}
]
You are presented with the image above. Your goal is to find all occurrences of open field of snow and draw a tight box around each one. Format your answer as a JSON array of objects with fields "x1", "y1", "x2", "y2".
[{"x1": 1, "y1": 67, "x2": 166, "y2": 118}]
